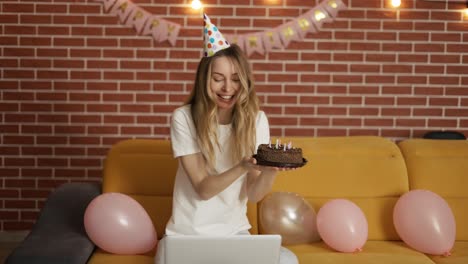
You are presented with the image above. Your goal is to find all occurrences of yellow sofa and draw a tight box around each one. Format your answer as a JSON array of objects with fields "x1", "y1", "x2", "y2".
[
  {"x1": 87, "y1": 136, "x2": 467, "y2": 264},
  {"x1": 398, "y1": 139, "x2": 468, "y2": 264},
  {"x1": 7, "y1": 136, "x2": 467, "y2": 264}
]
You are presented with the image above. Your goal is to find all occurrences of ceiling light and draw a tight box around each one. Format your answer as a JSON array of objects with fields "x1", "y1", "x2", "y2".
[
  {"x1": 391, "y1": 0, "x2": 401, "y2": 8},
  {"x1": 191, "y1": 0, "x2": 202, "y2": 10}
]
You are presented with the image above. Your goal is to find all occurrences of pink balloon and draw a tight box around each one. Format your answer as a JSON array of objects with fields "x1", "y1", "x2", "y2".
[
  {"x1": 84, "y1": 192, "x2": 157, "y2": 254},
  {"x1": 317, "y1": 199, "x2": 368, "y2": 253},
  {"x1": 393, "y1": 190, "x2": 455, "y2": 256}
]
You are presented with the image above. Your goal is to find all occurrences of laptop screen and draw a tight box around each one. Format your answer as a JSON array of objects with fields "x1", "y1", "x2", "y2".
[{"x1": 164, "y1": 234, "x2": 281, "y2": 264}]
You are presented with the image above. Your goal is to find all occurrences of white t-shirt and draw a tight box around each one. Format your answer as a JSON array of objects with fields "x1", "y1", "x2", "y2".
[{"x1": 166, "y1": 104, "x2": 270, "y2": 236}]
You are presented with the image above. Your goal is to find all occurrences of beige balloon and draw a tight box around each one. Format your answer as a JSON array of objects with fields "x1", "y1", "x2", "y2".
[{"x1": 260, "y1": 192, "x2": 320, "y2": 245}]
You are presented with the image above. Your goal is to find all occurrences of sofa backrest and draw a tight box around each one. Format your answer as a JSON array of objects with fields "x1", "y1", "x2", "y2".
[
  {"x1": 102, "y1": 139, "x2": 259, "y2": 237},
  {"x1": 398, "y1": 139, "x2": 468, "y2": 241},
  {"x1": 260, "y1": 136, "x2": 409, "y2": 241},
  {"x1": 102, "y1": 139, "x2": 176, "y2": 238}
]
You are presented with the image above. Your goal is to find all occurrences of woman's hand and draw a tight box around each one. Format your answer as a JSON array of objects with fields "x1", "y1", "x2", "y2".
[
  {"x1": 242, "y1": 156, "x2": 298, "y2": 172},
  {"x1": 244, "y1": 156, "x2": 297, "y2": 203}
]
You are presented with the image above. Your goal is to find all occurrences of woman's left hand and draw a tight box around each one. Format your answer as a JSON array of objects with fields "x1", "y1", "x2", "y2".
[{"x1": 245, "y1": 157, "x2": 296, "y2": 203}]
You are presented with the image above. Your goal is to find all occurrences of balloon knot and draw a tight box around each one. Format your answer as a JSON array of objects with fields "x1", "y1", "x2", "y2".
[
  {"x1": 443, "y1": 251, "x2": 451, "y2": 257},
  {"x1": 354, "y1": 248, "x2": 362, "y2": 253}
]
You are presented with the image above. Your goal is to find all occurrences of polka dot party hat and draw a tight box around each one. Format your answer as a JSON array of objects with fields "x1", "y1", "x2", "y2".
[{"x1": 203, "y1": 13, "x2": 230, "y2": 57}]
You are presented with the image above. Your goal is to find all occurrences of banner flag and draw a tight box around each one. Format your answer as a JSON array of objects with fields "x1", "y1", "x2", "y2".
[
  {"x1": 244, "y1": 33, "x2": 265, "y2": 56},
  {"x1": 166, "y1": 21, "x2": 181, "y2": 46},
  {"x1": 323, "y1": 0, "x2": 347, "y2": 18},
  {"x1": 262, "y1": 29, "x2": 283, "y2": 51},
  {"x1": 94, "y1": 0, "x2": 117, "y2": 13},
  {"x1": 226, "y1": 34, "x2": 245, "y2": 51},
  {"x1": 109, "y1": 0, "x2": 134, "y2": 23},
  {"x1": 278, "y1": 21, "x2": 301, "y2": 47},
  {"x1": 309, "y1": 6, "x2": 333, "y2": 29},
  {"x1": 294, "y1": 13, "x2": 317, "y2": 39},
  {"x1": 125, "y1": 5, "x2": 151, "y2": 34}
]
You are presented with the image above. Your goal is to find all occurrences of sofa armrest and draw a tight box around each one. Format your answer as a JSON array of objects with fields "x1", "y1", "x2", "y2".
[{"x1": 6, "y1": 182, "x2": 102, "y2": 264}]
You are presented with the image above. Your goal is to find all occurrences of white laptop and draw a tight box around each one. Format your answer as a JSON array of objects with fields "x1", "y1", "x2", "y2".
[{"x1": 164, "y1": 234, "x2": 282, "y2": 264}]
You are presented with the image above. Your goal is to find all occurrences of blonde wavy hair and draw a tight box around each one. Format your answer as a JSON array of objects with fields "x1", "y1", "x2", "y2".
[{"x1": 186, "y1": 44, "x2": 259, "y2": 173}]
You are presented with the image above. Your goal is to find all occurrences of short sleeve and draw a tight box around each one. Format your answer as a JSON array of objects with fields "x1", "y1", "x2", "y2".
[
  {"x1": 170, "y1": 106, "x2": 201, "y2": 158},
  {"x1": 255, "y1": 111, "x2": 270, "y2": 151}
]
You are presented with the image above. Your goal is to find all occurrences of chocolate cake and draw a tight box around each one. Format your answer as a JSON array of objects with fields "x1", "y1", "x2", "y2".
[{"x1": 256, "y1": 143, "x2": 304, "y2": 165}]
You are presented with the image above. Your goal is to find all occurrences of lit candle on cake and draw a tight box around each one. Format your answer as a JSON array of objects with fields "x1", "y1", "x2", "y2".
[
  {"x1": 288, "y1": 141, "x2": 292, "y2": 149},
  {"x1": 283, "y1": 144, "x2": 286, "y2": 151},
  {"x1": 275, "y1": 139, "x2": 279, "y2": 149}
]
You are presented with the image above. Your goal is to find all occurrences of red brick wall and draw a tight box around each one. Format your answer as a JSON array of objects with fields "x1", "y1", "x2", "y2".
[{"x1": 1, "y1": 0, "x2": 467, "y2": 231}]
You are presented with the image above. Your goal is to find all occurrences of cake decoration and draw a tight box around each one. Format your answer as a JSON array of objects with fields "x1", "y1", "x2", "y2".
[{"x1": 255, "y1": 139, "x2": 307, "y2": 168}]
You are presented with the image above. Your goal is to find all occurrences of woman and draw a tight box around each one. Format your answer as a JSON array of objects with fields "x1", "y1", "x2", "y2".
[{"x1": 154, "y1": 15, "x2": 298, "y2": 264}]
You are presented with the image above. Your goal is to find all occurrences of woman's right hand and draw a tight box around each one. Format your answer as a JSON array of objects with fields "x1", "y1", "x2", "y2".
[{"x1": 240, "y1": 156, "x2": 257, "y2": 170}]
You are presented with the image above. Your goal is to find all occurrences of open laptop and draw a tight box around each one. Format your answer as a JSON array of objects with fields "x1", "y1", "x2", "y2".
[{"x1": 165, "y1": 234, "x2": 282, "y2": 264}]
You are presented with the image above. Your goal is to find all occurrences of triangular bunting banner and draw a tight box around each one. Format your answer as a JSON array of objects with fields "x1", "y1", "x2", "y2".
[
  {"x1": 94, "y1": 0, "x2": 346, "y2": 51},
  {"x1": 94, "y1": 0, "x2": 181, "y2": 46}
]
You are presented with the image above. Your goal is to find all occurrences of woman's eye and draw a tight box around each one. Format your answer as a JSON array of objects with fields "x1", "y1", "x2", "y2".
[
  {"x1": 232, "y1": 79, "x2": 240, "y2": 83},
  {"x1": 214, "y1": 78, "x2": 223, "y2": 82}
]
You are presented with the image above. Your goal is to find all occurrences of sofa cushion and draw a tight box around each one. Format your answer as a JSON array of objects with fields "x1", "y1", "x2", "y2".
[
  {"x1": 102, "y1": 139, "x2": 177, "y2": 196},
  {"x1": 87, "y1": 248, "x2": 155, "y2": 264},
  {"x1": 5, "y1": 182, "x2": 101, "y2": 264},
  {"x1": 262, "y1": 136, "x2": 409, "y2": 240},
  {"x1": 429, "y1": 241, "x2": 468, "y2": 264},
  {"x1": 270, "y1": 136, "x2": 408, "y2": 197},
  {"x1": 287, "y1": 241, "x2": 435, "y2": 264},
  {"x1": 398, "y1": 139, "x2": 468, "y2": 240}
]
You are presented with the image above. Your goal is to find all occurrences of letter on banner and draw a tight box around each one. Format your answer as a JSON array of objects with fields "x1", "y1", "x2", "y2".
[
  {"x1": 141, "y1": 17, "x2": 168, "y2": 43},
  {"x1": 153, "y1": 19, "x2": 168, "y2": 43},
  {"x1": 278, "y1": 21, "x2": 301, "y2": 47},
  {"x1": 125, "y1": 5, "x2": 150, "y2": 34},
  {"x1": 165, "y1": 21, "x2": 181, "y2": 46},
  {"x1": 294, "y1": 14, "x2": 317, "y2": 39},
  {"x1": 94, "y1": 0, "x2": 118, "y2": 13},
  {"x1": 225, "y1": 34, "x2": 245, "y2": 51},
  {"x1": 244, "y1": 33, "x2": 264, "y2": 56},
  {"x1": 109, "y1": 0, "x2": 134, "y2": 23},
  {"x1": 323, "y1": 0, "x2": 347, "y2": 18},
  {"x1": 262, "y1": 30, "x2": 282, "y2": 51},
  {"x1": 308, "y1": 6, "x2": 333, "y2": 30}
]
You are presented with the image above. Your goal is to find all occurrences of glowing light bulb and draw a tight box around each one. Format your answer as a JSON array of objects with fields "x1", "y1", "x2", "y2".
[
  {"x1": 391, "y1": 0, "x2": 401, "y2": 8},
  {"x1": 191, "y1": 0, "x2": 202, "y2": 10}
]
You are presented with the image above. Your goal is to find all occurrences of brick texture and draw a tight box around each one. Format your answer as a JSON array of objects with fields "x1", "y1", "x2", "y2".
[{"x1": 1, "y1": 0, "x2": 468, "y2": 231}]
